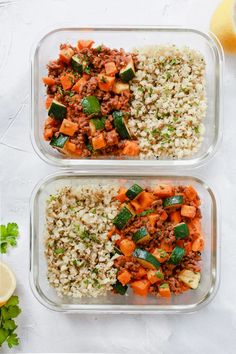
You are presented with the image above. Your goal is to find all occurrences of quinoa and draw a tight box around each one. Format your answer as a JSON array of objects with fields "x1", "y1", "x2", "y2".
[
  {"x1": 44, "y1": 184, "x2": 120, "y2": 298},
  {"x1": 128, "y1": 45, "x2": 206, "y2": 159}
]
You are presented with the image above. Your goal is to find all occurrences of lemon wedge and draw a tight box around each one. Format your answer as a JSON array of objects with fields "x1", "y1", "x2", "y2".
[
  {"x1": 0, "y1": 261, "x2": 16, "y2": 307},
  {"x1": 210, "y1": 0, "x2": 236, "y2": 53}
]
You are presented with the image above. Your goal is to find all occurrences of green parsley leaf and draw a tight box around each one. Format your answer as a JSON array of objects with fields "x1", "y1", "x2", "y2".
[
  {"x1": 194, "y1": 126, "x2": 200, "y2": 134},
  {"x1": 3, "y1": 320, "x2": 17, "y2": 331},
  {"x1": 7, "y1": 305, "x2": 21, "y2": 319},
  {"x1": 7, "y1": 333, "x2": 19, "y2": 348},
  {"x1": 0, "y1": 328, "x2": 9, "y2": 346},
  {"x1": 5, "y1": 296, "x2": 19, "y2": 308},
  {"x1": 0, "y1": 223, "x2": 19, "y2": 253},
  {"x1": 0, "y1": 295, "x2": 21, "y2": 349}
]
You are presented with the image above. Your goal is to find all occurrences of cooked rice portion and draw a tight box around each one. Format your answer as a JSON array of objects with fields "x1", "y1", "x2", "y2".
[
  {"x1": 45, "y1": 184, "x2": 120, "y2": 298},
  {"x1": 129, "y1": 45, "x2": 206, "y2": 159}
]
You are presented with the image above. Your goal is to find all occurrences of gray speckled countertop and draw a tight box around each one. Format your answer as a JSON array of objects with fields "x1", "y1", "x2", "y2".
[{"x1": 0, "y1": 0, "x2": 236, "y2": 353}]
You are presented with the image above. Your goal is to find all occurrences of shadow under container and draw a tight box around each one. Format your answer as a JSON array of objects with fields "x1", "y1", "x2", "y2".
[
  {"x1": 31, "y1": 26, "x2": 223, "y2": 169},
  {"x1": 30, "y1": 172, "x2": 219, "y2": 314}
]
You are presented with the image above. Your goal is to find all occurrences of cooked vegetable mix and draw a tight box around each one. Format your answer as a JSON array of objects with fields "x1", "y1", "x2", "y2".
[
  {"x1": 42, "y1": 40, "x2": 206, "y2": 159},
  {"x1": 112, "y1": 183, "x2": 204, "y2": 298}
]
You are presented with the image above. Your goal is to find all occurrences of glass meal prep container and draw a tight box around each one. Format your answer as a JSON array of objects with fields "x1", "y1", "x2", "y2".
[
  {"x1": 31, "y1": 26, "x2": 223, "y2": 169},
  {"x1": 29, "y1": 171, "x2": 219, "y2": 314}
]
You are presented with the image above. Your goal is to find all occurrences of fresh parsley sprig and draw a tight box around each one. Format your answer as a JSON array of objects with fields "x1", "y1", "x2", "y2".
[
  {"x1": 0, "y1": 296, "x2": 21, "y2": 348},
  {"x1": 0, "y1": 223, "x2": 19, "y2": 253}
]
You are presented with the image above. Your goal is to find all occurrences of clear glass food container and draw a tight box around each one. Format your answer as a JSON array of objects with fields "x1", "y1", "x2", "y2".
[
  {"x1": 29, "y1": 171, "x2": 219, "y2": 314},
  {"x1": 31, "y1": 26, "x2": 223, "y2": 169}
]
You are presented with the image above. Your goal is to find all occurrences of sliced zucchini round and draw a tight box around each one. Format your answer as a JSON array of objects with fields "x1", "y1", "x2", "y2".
[
  {"x1": 48, "y1": 100, "x2": 67, "y2": 120},
  {"x1": 112, "y1": 206, "x2": 134, "y2": 230},
  {"x1": 81, "y1": 96, "x2": 101, "y2": 115},
  {"x1": 113, "y1": 111, "x2": 131, "y2": 139},
  {"x1": 125, "y1": 183, "x2": 143, "y2": 200},
  {"x1": 133, "y1": 227, "x2": 151, "y2": 244},
  {"x1": 169, "y1": 246, "x2": 185, "y2": 265},
  {"x1": 163, "y1": 195, "x2": 184, "y2": 209},
  {"x1": 133, "y1": 248, "x2": 160, "y2": 270},
  {"x1": 113, "y1": 280, "x2": 128, "y2": 295},
  {"x1": 174, "y1": 222, "x2": 189, "y2": 239}
]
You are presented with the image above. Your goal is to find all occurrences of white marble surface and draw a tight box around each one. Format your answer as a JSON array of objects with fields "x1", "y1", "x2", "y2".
[{"x1": 0, "y1": 0, "x2": 236, "y2": 353}]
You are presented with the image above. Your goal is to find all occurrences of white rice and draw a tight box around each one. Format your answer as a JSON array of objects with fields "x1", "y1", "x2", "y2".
[
  {"x1": 45, "y1": 185, "x2": 120, "y2": 298},
  {"x1": 129, "y1": 45, "x2": 206, "y2": 159}
]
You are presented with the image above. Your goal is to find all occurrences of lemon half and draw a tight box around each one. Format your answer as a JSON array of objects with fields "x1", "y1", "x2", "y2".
[
  {"x1": 210, "y1": 0, "x2": 236, "y2": 53},
  {"x1": 0, "y1": 261, "x2": 16, "y2": 307}
]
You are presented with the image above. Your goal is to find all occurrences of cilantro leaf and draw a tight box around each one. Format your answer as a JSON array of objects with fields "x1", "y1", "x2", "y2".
[
  {"x1": 5, "y1": 295, "x2": 19, "y2": 307},
  {"x1": 0, "y1": 328, "x2": 9, "y2": 346},
  {"x1": 3, "y1": 320, "x2": 17, "y2": 331},
  {"x1": 0, "y1": 222, "x2": 19, "y2": 253},
  {"x1": 6, "y1": 223, "x2": 19, "y2": 237},
  {"x1": 7, "y1": 333, "x2": 19, "y2": 348},
  {"x1": 8, "y1": 306, "x2": 21, "y2": 319},
  {"x1": 0, "y1": 295, "x2": 21, "y2": 349}
]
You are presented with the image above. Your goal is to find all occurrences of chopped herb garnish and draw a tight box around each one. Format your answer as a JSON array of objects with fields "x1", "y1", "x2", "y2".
[
  {"x1": 194, "y1": 126, "x2": 200, "y2": 134},
  {"x1": 139, "y1": 209, "x2": 155, "y2": 216},
  {"x1": 100, "y1": 76, "x2": 107, "y2": 83},
  {"x1": 168, "y1": 126, "x2": 175, "y2": 132},
  {"x1": 151, "y1": 129, "x2": 160, "y2": 136},
  {"x1": 0, "y1": 296, "x2": 21, "y2": 348},
  {"x1": 169, "y1": 59, "x2": 177, "y2": 65},
  {"x1": 156, "y1": 270, "x2": 164, "y2": 280},
  {"x1": 96, "y1": 45, "x2": 102, "y2": 52},
  {"x1": 54, "y1": 248, "x2": 65, "y2": 255},
  {"x1": 86, "y1": 143, "x2": 94, "y2": 152}
]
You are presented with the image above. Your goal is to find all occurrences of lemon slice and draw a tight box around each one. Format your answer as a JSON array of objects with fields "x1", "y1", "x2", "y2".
[
  {"x1": 0, "y1": 261, "x2": 16, "y2": 307},
  {"x1": 210, "y1": 0, "x2": 236, "y2": 53}
]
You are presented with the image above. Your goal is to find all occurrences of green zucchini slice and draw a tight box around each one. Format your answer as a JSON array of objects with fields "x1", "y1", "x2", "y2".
[
  {"x1": 133, "y1": 227, "x2": 151, "y2": 244},
  {"x1": 174, "y1": 222, "x2": 189, "y2": 239},
  {"x1": 163, "y1": 195, "x2": 184, "y2": 209},
  {"x1": 89, "y1": 117, "x2": 106, "y2": 134},
  {"x1": 125, "y1": 183, "x2": 143, "y2": 200},
  {"x1": 178, "y1": 269, "x2": 201, "y2": 289},
  {"x1": 119, "y1": 60, "x2": 135, "y2": 82},
  {"x1": 113, "y1": 206, "x2": 134, "y2": 230},
  {"x1": 81, "y1": 96, "x2": 101, "y2": 115},
  {"x1": 113, "y1": 280, "x2": 128, "y2": 295},
  {"x1": 71, "y1": 55, "x2": 84, "y2": 73},
  {"x1": 133, "y1": 249, "x2": 160, "y2": 270},
  {"x1": 48, "y1": 100, "x2": 67, "y2": 120},
  {"x1": 113, "y1": 81, "x2": 129, "y2": 94},
  {"x1": 113, "y1": 111, "x2": 131, "y2": 139},
  {"x1": 169, "y1": 246, "x2": 185, "y2": 265},
  {"x1": 50, "y1": 134, "x2": 68, "y2": 148}
]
